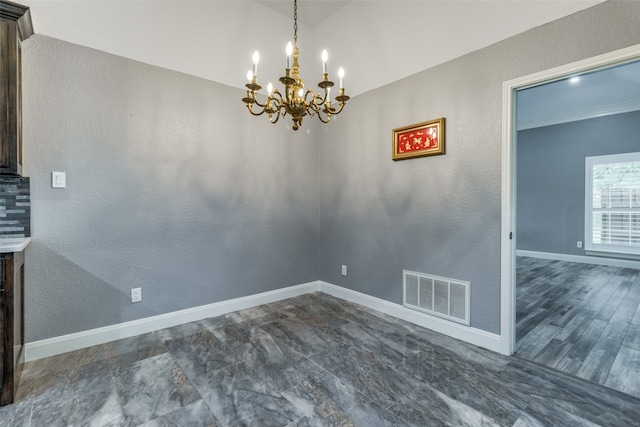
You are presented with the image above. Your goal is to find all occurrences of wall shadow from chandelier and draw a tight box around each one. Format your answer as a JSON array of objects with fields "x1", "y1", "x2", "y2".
[
  {"x1": 18, "y1": 0, "x2": 640, "y2": 344},
  {"x1": 22, "y1": 35, "x2": 322, "y2": 342},
  {"x1": 316, "y1": 0, "x2": 640, "y2": 334}
]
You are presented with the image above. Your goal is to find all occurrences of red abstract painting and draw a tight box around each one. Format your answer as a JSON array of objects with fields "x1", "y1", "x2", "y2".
[{"x1": 392, "y1": 118, "x2": 445, "y2": 160}]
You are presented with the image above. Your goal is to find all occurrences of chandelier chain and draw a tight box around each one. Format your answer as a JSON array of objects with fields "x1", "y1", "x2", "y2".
[{"x1": 293, "y1": 0, "x2": 297, "y2": 44}]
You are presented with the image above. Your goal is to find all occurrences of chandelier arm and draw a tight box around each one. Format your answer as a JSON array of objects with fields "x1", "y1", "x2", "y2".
[
  {"x1": 329, "y1": 102, "x2": 347, "y2": 115},
  {"x1": 270, "y1": 89, "x2": 285, "y2": 104},
  {"x1": 312, "y1": 92, "x2": 328, "y2": 109},
  {"x1": 300, "y1": 88, "x2": 313, "y2": 106},
  {"x1": 268, "y1": 112, "x2": 281, "y2": 124},
  {"x1": 253, "y1": 94, "x2": 275, "y2": 109},
  {"x1": 316, "y1": 111, "x2": 331, "y2": 124},
  {"x1": 303, "y1": 90, "x2": 326, "y2": 116},
  {"x1": 246, "y1": 103, "x2": 268, "y2": 116}
]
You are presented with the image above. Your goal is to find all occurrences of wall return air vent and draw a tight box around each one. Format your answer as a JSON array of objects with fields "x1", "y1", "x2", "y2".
[{"x1": 403, "y1": 270, "x2": 470, "y2": 326}]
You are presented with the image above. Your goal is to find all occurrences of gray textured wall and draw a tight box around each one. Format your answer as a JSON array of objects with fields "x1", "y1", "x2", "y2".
[
  {"x1": 19, "y1": 1, "x2": 640, "y2": 342},
  {"x1": 516, "y1": 111, "x2": 640, "y2": 256},
  {"x1": 317, "y1": 0, "x2": 640, "y2": 334},
  {"x1": 22, "y1": 36, "x2": 320, "y2": 342}
]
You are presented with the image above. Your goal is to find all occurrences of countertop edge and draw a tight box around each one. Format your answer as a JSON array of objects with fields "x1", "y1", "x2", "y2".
[{"x1": 0, "y1": 237, "x2": 32, "y2": 253}]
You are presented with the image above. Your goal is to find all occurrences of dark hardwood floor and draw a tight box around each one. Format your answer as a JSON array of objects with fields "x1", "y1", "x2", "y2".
[{"x1": 516, "y1": 256, "x2": 640, "y2": 399}]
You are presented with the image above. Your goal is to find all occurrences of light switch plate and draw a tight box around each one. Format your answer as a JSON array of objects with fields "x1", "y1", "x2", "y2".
[{"x1": 52, "y1": 171, "x2": 66, "y2": 188}]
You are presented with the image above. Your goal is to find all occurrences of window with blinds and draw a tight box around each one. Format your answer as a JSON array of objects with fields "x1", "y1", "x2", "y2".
[{"x1": 585, "y1": 152, "x2": 640, "y2": 256}]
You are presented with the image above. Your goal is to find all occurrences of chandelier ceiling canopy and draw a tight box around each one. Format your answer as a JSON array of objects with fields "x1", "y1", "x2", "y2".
[{"x1": 242, "y1": 0, "x2": 349, "y2": 131}]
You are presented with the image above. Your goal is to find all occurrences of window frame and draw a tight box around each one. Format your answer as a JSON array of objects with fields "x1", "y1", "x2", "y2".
[{"x1": 584, "y1": 151, "x2": 640, "y2": 257}]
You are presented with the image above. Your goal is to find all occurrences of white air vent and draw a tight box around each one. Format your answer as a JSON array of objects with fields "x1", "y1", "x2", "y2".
[{"x1": 403, "y1": 270, "x2": 470, "y2": 325}]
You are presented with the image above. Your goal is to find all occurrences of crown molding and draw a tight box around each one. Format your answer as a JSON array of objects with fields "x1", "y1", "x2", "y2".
[
  {"x1": 518, "y1": 99, "x2": 640, "y2": 130},
  {"x1": 0, "y1": 0, "x2": 34, "y2": 41}
]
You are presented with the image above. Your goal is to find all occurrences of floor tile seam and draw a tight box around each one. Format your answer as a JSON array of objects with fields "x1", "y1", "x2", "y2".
[
  {"x1": 618, "y1": 331, "x2": 640, "y2": 350},
  {"x1": 530, "y1": 343, "x2": 573, "y2": 368},
  {"x1": 104, "y1": 344, "x2": 133, "y2": 380},
  {"x1": 388, "y1": 381, "x2": 426, "y2": 414},
  {"x1": 357, "y1": 388, "x2": 413, "y2": 424},
  {"x1": 293, "y1": 351, "x2": 340, "y2": 390},
  {"x1": 223, "y1": 359, "x2": 273, "y2": 390},
  {"x1": 260, "y1": 319, "x2": 356, "y2": 358},
  {"x1": 300, "y1": 339, "x2": 344, "y2": 359},
  {"x1": 582, "y1": 323, "x2": 631, "y2": 371},
  {"x1": 276, "y1": 365, "x2": 329, "y2": 397},
  {"x1": 608, "y1": 307, "x2": 640, "y2": 325},
  {"x1": 27, "y1": 401, "x2": 33, "y2": 427},
  {"x1": 301, "y1": 347, "x2": 384, "y2": 406},
  {"x1": 19, "y1": 380, "x2": 65, "y2": 409},
  {"x1": 599, "y1": 333, "x2": 636, "y2": 387},
  {"x1": 60, "y1": 363, "x2": 120, "y2": 404},
  {"x1": 509, "y1": 356, "x2": 637, "y2": 407},
  {"x1": 1, "y1": 400, "x2": 35, "y2": 427},
  {"x1": 519, "y1": 319, "x2": 604, "y2": 364},
  {"x1": 413, "y1": 382, "x2": 511, "y2": 426},
  {"x1": 521, "y1": 394, "x2": 635, "y2": 427},
  {"x1": 602, "y1": 373, "x2": 640, "y2": 401},
  {"x1": 329, "y1": 344, "x2": 422, "y2": 411},
  {"x1": 180, "y1": 397, "x2": 220, "y2": 427},
  {"x1": 169, "y1": 345, "x2": 240, "y2": 385},
  {"x1": 109, "y1": 351, "x2": 190, "y2": 405}
]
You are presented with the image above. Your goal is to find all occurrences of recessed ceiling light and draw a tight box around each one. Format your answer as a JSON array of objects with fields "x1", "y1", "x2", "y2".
[{"x1": 569, "y1": 76, "x2": 581, "y2": 84}]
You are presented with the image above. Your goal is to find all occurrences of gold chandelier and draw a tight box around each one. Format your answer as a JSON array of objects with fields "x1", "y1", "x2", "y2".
[{"x1": 242, "y1": 0, "x2": 349, "y2": 131}]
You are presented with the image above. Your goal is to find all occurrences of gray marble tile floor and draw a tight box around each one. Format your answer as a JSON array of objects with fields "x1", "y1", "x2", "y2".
[{"x1": 2, "y1": 292, "x2": 639, "y2": 426}]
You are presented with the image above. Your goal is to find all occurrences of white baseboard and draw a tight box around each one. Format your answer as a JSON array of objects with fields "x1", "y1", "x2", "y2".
[
  {"x1": 24, "y1": 281, "x2": 321, "y2": 362},
  {"x1": 25, "y1": 280, "x2": 505, "y2": 361},
  {"x1": 316, "y1": 282, "x2": 505, "y2": 354},
  {"x1": 516, "y1": 250, "x2": 640, "y2": 269}
]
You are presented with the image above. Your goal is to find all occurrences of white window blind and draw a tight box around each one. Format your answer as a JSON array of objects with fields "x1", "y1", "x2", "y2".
[{"x1": 585, "y1": 152, "x2": 640, "y2": 256}]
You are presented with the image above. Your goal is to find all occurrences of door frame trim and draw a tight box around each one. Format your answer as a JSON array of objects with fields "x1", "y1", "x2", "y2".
[{"x1": 499, "y1": 43, "x2": 640, "y2": 355}]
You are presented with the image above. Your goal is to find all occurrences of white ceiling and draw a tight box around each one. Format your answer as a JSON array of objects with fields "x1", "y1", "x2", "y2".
[
  {"x1": 257, "y1": 0, "x2": 349, "y2": 28},
  {"x1": 517, "y1": 59, "x2": 640, "y2": 130},
  {"x1": 19, "y1": 0, "x2": 605, "y2": 98}
]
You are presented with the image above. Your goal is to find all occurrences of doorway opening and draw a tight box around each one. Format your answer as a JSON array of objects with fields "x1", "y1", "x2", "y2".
[{"x1": 500, "y1": 44, "x2": 640, "y2": 398}]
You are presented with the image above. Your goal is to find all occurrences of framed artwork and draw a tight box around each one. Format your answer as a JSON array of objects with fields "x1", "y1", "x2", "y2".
[{"x1": 392, "y1": 118, "x2": 445, "y2": 160}]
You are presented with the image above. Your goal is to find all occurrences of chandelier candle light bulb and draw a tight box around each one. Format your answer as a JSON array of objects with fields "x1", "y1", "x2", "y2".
[
  {"x1": 252, "y1": 51, "x2": 259, "y2": 77},
  {"x1": 241, "y1": 0, "x2": 349, "y2": 130},
  {"x1": 322, "y1": 49, "x2": 328, "y2": 74},
  {"x1": 286, "y1": 42, "x2": 293, "y2": 69}
]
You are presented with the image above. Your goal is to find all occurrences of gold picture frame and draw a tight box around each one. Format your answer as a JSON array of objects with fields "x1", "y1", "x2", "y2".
[{"x1": 392, "y1": 118, "x2": 445, "y2": 160}]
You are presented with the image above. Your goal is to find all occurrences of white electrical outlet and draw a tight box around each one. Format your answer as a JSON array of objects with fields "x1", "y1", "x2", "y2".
[
  {"x1": 577, "y1": 241, "x2": 583, "y2": 248},
  {"x1": 341, "y1": 265, "x2": 347, "y2": 276},
  {"x1": 131, "y1": 287, "x2": 142, "y2": 303}
]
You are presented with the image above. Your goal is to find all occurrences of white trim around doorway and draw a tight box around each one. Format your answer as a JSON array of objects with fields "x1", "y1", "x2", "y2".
[{"x1": 500, "y1": 44, "x2": 640, "y2": 356}]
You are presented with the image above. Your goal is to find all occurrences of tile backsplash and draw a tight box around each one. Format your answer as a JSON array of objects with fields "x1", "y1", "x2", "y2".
[{"x1": 0, "y1": 177, "x2": 30, "y2": 238}]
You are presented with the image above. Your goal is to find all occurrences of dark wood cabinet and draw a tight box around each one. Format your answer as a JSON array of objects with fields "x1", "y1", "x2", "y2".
[
  {"x1": 0, "y1": 1, "x2": 33, "y2": 176},
  {"x1": 0, "y1": 2, "x2": 31, "y2": 406},
  {"x1": 0, "y1": 250, "x2": 24, "y2": 406}
]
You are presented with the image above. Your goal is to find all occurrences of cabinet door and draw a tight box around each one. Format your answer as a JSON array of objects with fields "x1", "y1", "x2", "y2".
[
  {"x1": 0, "y1": 258, "x2": 4, "y2": 400},
  {"x1": 0, "y1": 253, "x2": 13, "y2": 405},
  {"x1": 0, "y1": 20, "x2": 21, "y2": 175}
]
